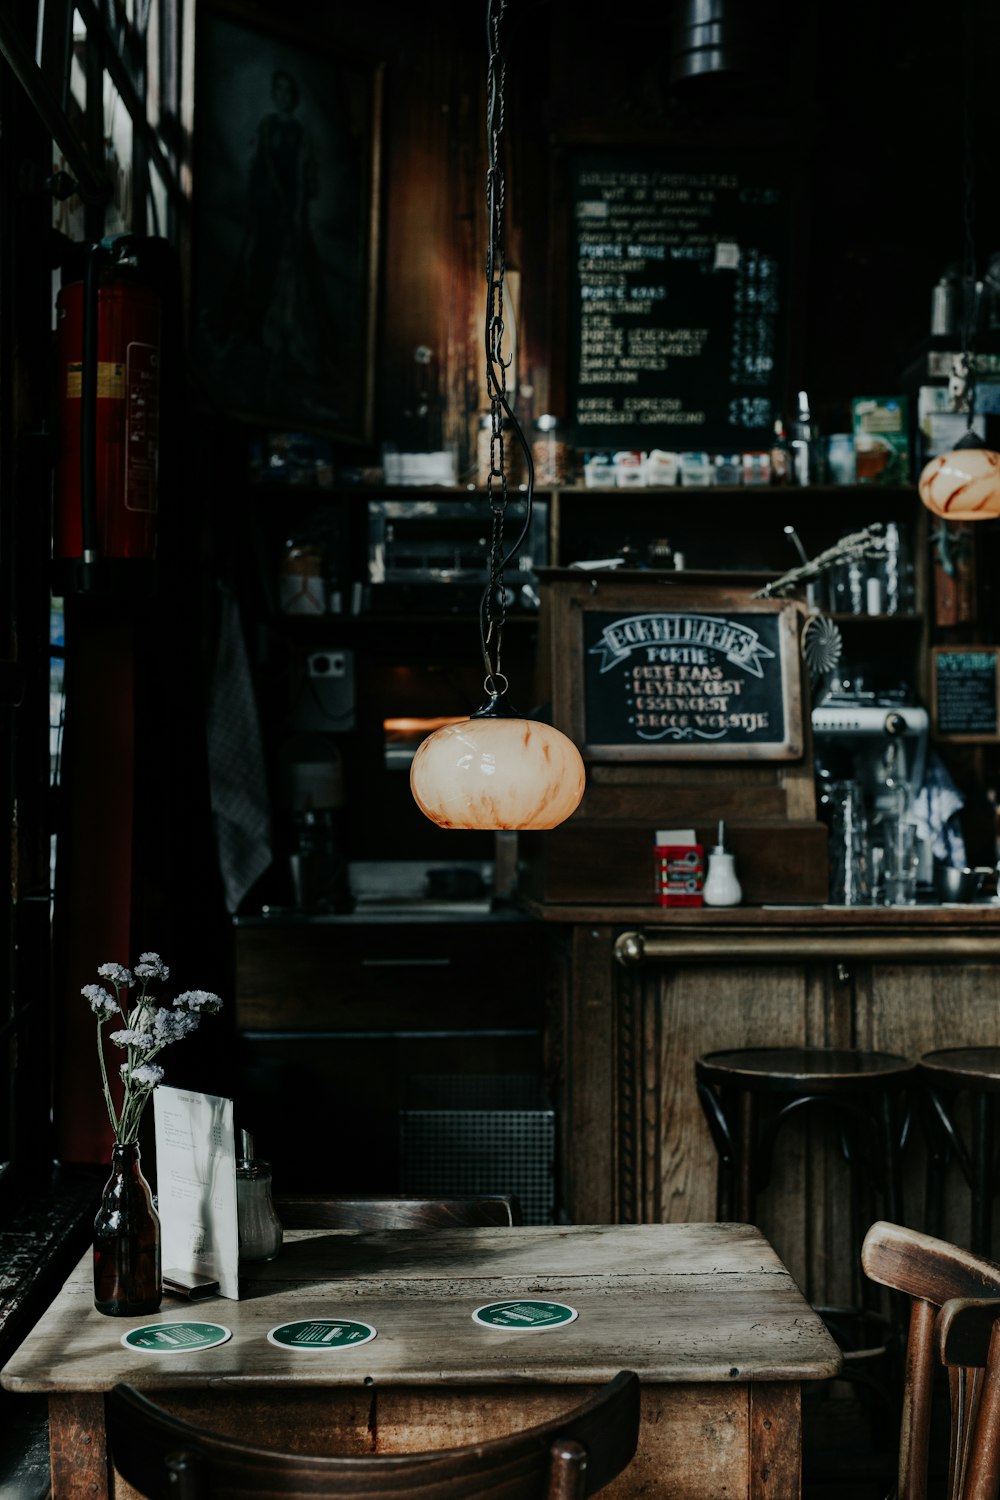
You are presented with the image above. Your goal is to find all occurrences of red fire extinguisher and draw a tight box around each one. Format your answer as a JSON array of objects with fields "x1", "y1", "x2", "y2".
[{"x1": 54, "y1": 235, "x2": 162, "y2": 564}]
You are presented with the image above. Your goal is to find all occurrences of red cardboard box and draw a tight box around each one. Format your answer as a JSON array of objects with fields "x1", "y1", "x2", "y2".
[{"x1": 654, "y1": 829, "x2": 704, "y2": 907}]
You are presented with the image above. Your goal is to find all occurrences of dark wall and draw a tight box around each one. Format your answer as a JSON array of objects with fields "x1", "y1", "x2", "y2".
[{"x1": 260, "y1": 0, "x2": 1000, "y2": 456}]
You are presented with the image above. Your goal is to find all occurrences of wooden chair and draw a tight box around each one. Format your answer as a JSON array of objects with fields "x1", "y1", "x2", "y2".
[
  {"x1": 273, "y1": 1193, "x2": 522, "y2": 1230},
  {"x1": 106, "y1": 1370, "x2": 641, "y2": 1500},
  {"x1": 861, "y1": 1220, "x2": 1000, "y2": 1500},
  {"x1": 941, "y1": 1296, "x2": 1000, "y2": 1500},
  {"x1": 936, "y1": 1296, "x2": 1000, "y2": 1500}
]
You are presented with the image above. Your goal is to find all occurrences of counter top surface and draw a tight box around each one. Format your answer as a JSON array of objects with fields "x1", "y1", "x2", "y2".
[{"x1": 519, "y1": 898, "x2": 1000, "y2": 927}]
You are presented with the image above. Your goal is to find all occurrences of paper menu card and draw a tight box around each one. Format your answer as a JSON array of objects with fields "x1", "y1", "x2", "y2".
[{"x1": 153, "y1": 1086, "x2": 239, "y2": 1300}]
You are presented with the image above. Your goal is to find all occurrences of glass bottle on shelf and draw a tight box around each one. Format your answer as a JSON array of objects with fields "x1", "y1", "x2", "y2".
[
  {"x1": 789, "y1": 391, "x2": 814, "y2": 485},
  {"x1": 770, "y1": 418, "x2": 790, "y2": 484}
]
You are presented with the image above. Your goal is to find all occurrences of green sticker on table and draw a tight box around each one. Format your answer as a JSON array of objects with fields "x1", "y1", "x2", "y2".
[
  {"x1": 121, "y1": 1321, "x2": 232, "y2": 1353},
  {"x1": 472, "y1": 1300, "x2": 578, "y2": 1331},
  {"x1": 267, "y1": 1318, "x2": 377, "y2": 1350}
]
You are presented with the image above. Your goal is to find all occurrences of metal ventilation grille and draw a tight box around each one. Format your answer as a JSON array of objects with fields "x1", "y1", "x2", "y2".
[{"x1": 400, "y1": 1074, "x2": 555, "y2": 1226}]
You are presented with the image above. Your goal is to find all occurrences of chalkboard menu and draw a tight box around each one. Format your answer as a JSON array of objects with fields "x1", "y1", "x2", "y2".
[
  {"x1": 932, "y1": 647, "x2": 1000, "y2": 741},
  {"x1": 566, "y1": 149, "x2": 791, "y2": 451},
  {"x1": 574, "y1": 598, "x2": 802, "y2": 760}
]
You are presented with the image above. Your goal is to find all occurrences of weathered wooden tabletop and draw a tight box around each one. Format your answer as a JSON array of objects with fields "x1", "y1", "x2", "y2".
[{"x1": 1, "y1": 1222, "x2": 843, "y2": 1499}]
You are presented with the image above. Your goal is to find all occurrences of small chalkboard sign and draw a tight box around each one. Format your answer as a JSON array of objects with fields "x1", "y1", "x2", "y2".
[
  {"x1": 932, "y1": 646, "x2": 1000, "y2": 741},
  {"x1": 545, "y1": 575, "x2": 804, "y2": 761},
  {"x1": 564, "y1": 148, "x2": 793, "y2": 451}
]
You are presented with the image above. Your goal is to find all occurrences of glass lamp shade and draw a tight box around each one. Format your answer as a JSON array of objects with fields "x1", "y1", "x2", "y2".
[
  {"x1": 918, "y1": 446, "x2": 1000, "y2": 519},
  {"x1": 410, "y1": 714, "x2": 586, "y2": 830}
]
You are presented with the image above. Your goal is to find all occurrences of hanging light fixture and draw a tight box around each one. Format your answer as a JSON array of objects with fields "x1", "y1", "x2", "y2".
[
  {"x1": 918, "y1": 8, "x2": 1000, "y2": 521},
  {"x1": 410, "y1": 0, "x2": 585, "y2": 832}
]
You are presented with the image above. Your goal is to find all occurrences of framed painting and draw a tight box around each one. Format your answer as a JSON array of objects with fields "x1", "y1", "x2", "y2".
[{"x1": 191, "y1": 2, "x2": 382, "y2": 441}]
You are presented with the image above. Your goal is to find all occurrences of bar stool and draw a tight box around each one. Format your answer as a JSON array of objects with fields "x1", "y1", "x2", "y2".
[
  {"x1": 695, "y1": 1046, "x2": 914, "y2": 1224},
  {"x1": 695, "y1": 1045, "x2": 916, "y2": 1408},
  {"x1": 918, "y1": 1046, "x2": 1000, "y2": 1255}
]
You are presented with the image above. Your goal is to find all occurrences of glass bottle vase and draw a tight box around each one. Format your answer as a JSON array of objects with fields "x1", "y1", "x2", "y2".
[{"x1": 93, "y1": 1140, "x2": 162, "y2": 1316}]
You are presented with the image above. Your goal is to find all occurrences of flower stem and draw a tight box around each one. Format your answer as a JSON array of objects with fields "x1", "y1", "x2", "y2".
[{"x1": 96, "y1": 1021, "x2": 119, "y2": 1139}]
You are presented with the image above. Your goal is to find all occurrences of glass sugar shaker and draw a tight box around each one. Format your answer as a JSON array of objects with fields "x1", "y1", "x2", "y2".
[{"x1": 236, "y1": 1129, "x2": 283, "y2": 1263}]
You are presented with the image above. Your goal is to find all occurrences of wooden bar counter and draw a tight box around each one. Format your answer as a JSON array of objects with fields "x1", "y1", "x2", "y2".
[{"x1": 524, "y1": 898, "x2": 1000, "y2": 1307}]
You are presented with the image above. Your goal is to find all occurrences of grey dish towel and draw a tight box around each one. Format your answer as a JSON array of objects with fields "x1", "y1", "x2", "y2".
[{"x1": 206, "y1": 582, "x2": 273, "y2": 913}]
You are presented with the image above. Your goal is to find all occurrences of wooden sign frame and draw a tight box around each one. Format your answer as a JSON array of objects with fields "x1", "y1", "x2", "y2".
[
  {"x1": 931, "y1": 645, "x2": 1000, "y2": 742},
  {"x1": 543, "y1": 572, "x2": 805, "y2": 762}
]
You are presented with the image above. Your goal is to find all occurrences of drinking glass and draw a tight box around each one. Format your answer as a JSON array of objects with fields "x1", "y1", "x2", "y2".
[
  {"x1": 827, "y1": 780, "x2": 870, "y2": 905},
  {"x1": 882, "y1": 817, "x2": 918, "y2": 906}
]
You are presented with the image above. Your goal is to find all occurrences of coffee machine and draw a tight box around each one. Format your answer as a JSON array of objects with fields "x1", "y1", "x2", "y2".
[
  {"x1": 812, "y1": 689, "x2": 931, "y2": 899},
  {"x1": 812, "y1": 700, "x2": 929, "y2": 812}
]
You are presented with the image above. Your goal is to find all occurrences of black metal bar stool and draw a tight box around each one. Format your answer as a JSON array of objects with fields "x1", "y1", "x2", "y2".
[
  {"x1": 695, "y1": 1046, "x2": 914, "y2": 1227},
  {"x1": 918, "y1": 1046, "x2": 1000, "y2": 1256},
  {"x1": 695, "y1": 1045, "x2": 916, "y2": 1418}
]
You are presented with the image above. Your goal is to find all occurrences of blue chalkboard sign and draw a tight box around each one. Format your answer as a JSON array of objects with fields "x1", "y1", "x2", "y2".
[{"x1": 932, "y1": 647, "x2": 1000, "y2": 741}]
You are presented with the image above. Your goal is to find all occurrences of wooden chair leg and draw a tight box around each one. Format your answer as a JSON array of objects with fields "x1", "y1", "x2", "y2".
[{"x1": 898, "y1": 1296, "x2": 937, "y2": 1500}]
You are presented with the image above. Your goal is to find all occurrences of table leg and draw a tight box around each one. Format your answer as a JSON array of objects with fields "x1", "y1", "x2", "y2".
[
  {"x1": 749, "y1": 1383, "x2": 802, "y2": 1500},
  {"x1": 48, "y1": 1392, "x2": 109, "y2": 1499}
]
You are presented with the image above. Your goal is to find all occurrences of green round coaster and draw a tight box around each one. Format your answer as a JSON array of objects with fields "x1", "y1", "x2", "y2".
[
  {"x1": 121, "y1": 1321, "x2": 232, "y2": 1353},
  {"x1": 267, "y1": 1318, "x2": 377, "y2": 1350},
  {"x1": 471, "y1": 1300, "x2": 578, "y2": 1331}
]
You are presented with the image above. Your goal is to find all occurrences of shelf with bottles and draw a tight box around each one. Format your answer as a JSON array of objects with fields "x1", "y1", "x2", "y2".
[{"x1": 549, "y1": 484, "x2": 923, "y2": 577}]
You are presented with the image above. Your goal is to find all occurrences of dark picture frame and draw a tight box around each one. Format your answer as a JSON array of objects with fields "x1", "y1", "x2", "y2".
[{"x1": 191, "y1": 2, "x2": 382, "y2": 441}]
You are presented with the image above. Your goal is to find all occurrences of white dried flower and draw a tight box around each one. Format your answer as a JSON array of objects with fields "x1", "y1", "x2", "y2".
[
  {"x1": 135, "y1": 953, "x2": 170, "y2": 981},
  {"x1": 119, "y1": 1062, "x2": 164, "y2": 1088},
  {"x1": 82, "y1": 984, "x2": 118, "y2": 1019},
  {"x1": 151, "y1": 1007, "x2": 200, "y2": 1043},
  {"x1": 174, "y1": 989, "x2": 223, "y2": 1014},
  {"x1": 109, "y1": 1029, "x2": 157, "y2": 1052},
  {"x1": 97, "y1": 963, "x2": 133, "y2": 988}
]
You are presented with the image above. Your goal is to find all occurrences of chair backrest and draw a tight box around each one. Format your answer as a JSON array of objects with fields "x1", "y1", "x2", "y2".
[
  {"x1": 273, "y1": 1193, "x2": 522, "y2": 1230},
  {"x1": 107, "y1": 1370, "x2": 641, "y2": 1500},
  {"x1": 861, "y1": 1221, "x2": 1000, "y2": 1500},
  {"x1": 936, "y1": 1296, "x2": 1000, "y2": 1500}
]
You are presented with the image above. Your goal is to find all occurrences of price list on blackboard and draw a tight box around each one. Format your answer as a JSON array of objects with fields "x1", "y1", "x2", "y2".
[
  {"x1": 581, "y1": 607, "x2": 797, "y2": 757},
  {"x1": 932, "y1": 648, "x2": 1000, "y2": 740},
  {"x1": 567, "y1": 151, "x2": 790, "y2": 450}
]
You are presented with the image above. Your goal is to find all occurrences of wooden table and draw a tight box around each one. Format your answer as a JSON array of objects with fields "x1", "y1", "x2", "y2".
[{"x1": 1, "y1": 1222, "x2": 842, "y2": 1499}]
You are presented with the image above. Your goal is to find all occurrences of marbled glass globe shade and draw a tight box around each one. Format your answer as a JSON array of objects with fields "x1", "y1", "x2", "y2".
[
  {"x1": 918, "y1": 446, "x2": 1000, "y2": 519},
  {"x1": 410, "y1": 715, "x2": 586, "y2": 830}
]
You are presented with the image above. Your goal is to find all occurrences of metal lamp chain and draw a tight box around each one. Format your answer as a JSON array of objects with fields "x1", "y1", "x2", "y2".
[
  {"x1": 483, "y1": 0, "x2": 510, "y2": 697},
  {"x1": 960, "y1": 0, "x2": 978, "y2": 430}
]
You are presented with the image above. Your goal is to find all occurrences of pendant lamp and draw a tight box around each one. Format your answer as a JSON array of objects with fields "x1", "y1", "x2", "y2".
[
  {"x1": 918, "y1": 7, "x2": 1000, "y2": 521},
  {"x1": 410, "y1": 0, "x2": 585, "y2": 832}
]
